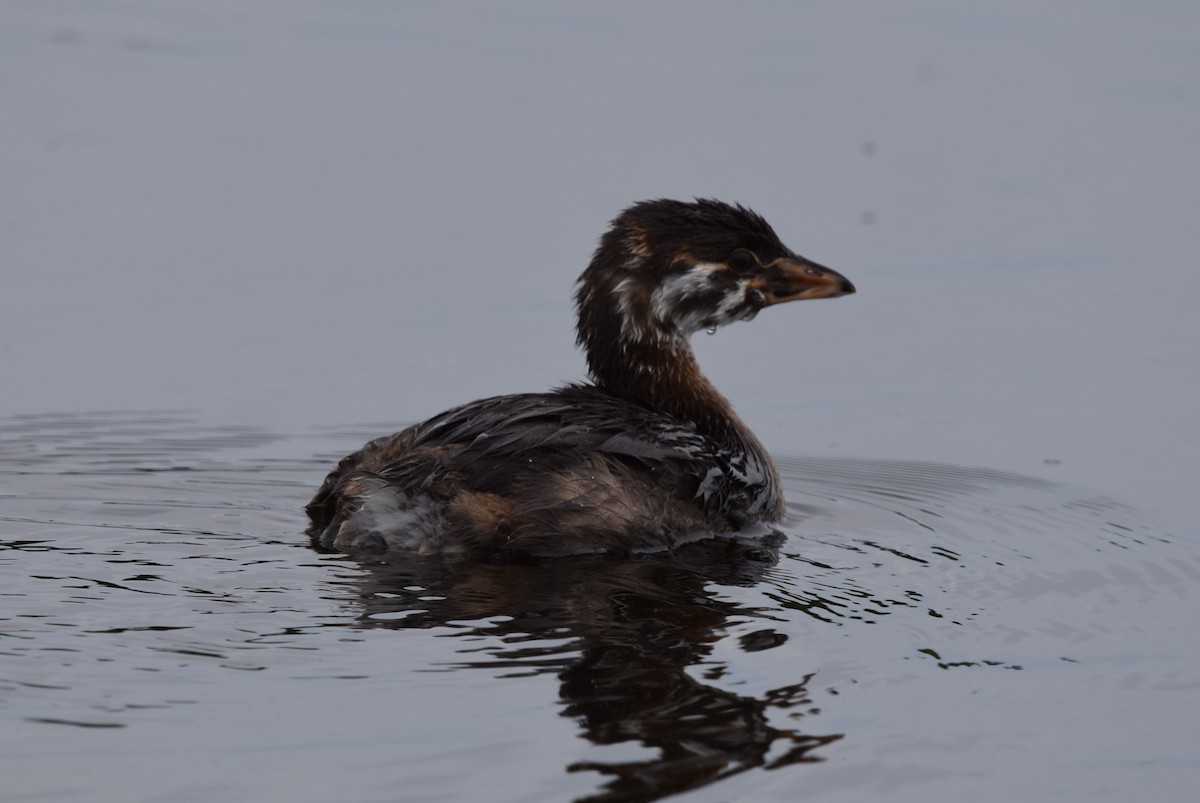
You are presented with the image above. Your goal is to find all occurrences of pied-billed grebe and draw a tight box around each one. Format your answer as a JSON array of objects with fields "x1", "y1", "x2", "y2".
[{"x1": 307, "y1": 199, "x2": 854, "y2": 558}]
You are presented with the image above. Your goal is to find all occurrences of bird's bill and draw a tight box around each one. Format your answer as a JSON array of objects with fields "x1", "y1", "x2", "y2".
[{"x1": 752, "y1": 257, "x2": 856, "y2": 304}]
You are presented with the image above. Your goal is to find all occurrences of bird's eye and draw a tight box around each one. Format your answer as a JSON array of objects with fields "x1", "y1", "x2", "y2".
[{"x1": 729, "y1": 250, "x2": 758, "y2": 273}]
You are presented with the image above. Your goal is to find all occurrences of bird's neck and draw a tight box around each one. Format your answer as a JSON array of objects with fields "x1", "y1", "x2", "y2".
[
  {"x1": 589, "y1": 334, "x2": 735, "y2": 436},
  {"x1": 586, "y1": 330, "x2": 782, "y2": 513}
]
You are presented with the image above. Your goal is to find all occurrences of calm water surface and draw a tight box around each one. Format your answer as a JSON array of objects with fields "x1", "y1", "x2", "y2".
[{"x1": 3, "y1": 412, "x2": 1196, "y2": 802}]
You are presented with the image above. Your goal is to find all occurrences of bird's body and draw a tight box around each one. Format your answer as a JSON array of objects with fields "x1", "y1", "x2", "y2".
[{"x1": 307, "y1": 199, "x2": 854, "y2": 558}]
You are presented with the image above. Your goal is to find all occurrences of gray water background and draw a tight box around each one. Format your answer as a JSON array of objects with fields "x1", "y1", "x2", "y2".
[{"x1": 3, "y1": 2, "x2": 1199, "y2": 801}]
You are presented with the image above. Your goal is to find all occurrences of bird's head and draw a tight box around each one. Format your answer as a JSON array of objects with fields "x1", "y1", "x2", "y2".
[{"x1": 575, "y1": 198, "x2": 855, "y2": 353}]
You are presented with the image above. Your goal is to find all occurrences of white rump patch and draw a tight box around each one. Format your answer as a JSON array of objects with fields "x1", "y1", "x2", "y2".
[{"x1": 351, "y1": 489, "x2": 445, "y2": 551}]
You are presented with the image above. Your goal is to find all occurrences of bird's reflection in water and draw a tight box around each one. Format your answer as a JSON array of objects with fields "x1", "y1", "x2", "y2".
[{"x1": 339, "y1": 535, "x2": 842, "y2": 802}]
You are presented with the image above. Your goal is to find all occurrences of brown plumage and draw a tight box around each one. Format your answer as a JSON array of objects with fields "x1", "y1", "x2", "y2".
[{"x1": 307, "y1": 199, "x2": 854, "y2": 558}]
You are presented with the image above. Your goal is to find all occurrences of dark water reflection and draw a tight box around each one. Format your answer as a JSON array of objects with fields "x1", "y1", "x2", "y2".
[
  {"x1": 345, "y1": 545, "x2": 841, "y2": 801},
  {"x1": 3, "y1": 413, "x2": 1197, "y2": 802}
]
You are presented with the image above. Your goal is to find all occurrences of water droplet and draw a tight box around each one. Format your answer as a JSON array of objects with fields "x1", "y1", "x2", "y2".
[{"x1": 705, "y1": 326, "x2": 717, "y2": 336}]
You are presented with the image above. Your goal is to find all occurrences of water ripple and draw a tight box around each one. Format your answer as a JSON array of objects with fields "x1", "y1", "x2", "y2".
[{"x1": 1, "y1": 413, "x2": 1197, "y2": 802}]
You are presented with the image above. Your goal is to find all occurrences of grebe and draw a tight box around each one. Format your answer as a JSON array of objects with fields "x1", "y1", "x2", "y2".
[{"x1": 307, "y1": 199, "x2": 854, "y2": 558}]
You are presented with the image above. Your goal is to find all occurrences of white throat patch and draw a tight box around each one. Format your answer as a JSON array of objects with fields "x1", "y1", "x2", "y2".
[{"x1": 651, "y1": 264, "x2": 752, "y2": 335}]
